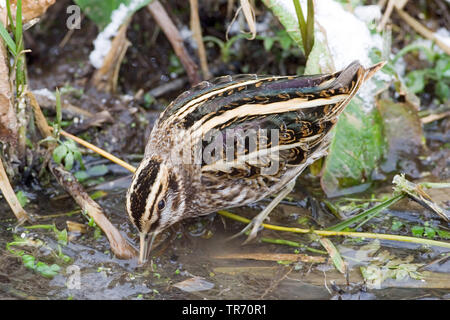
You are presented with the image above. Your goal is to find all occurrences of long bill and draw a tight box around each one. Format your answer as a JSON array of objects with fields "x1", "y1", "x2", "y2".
[
  {"x1": 363, "y1": 61, "x2": 387, "y2": 82},
  {"x1": 139, "y1": 232, "x2": 157, "y2": 264}
]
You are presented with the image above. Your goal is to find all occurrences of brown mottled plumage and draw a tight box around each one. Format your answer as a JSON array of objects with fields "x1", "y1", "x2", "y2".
[{"x1": 126, "y1": 61, "x2": 386, "y2": 263}]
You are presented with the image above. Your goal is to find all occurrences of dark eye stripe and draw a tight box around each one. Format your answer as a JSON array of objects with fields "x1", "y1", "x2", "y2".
[{"x1": 129, "y1": 159, "x2": 160, "y2": 230}]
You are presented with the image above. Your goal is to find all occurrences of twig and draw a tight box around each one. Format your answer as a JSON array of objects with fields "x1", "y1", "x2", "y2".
[
  {"x1": 377, "y1": 0, "x2": 388, "y2": 8},
  {"x1": 421, "y1": 111, "x2": 450, "y2": 124},
  {"x1": 0, "y1": 33, "x2": 18, "y2": 145},
  {"x1": 49, "y1": 163, "x2": 137, "y2": 259},
  {"x1": 377, "y1": 0, "x2": 409, "y2": 32},
  {"x1": 227, "y1": 0, "x2": 236, "y2": 20},
  {"x1": 148, "y1": 77, "x2": 187, "y2": 98},
  {"x1": 27, "y1": 91, "x2": 53, "y2": 138},
  {"x1": 226, "y1": 1, "x2": 257, "y2": 41},
  {"x1": 0, "y1": 157, "x2": 30, "y2": 223},
  {"x1": 28, "y1": 90, "x2": 137, "y2": 259},
  {"x1": 57, "y1": 129, "x2": 136, "y2": 173},
  {"x1": 190, "y1": 0, "x2": 211, "y2": 79},
  {"x1": 59, "y1": 14, "x2": 84, "y2": 48},
  {"x1": 213, "y1": 252, "x2": 326, "y2": 263},
  {"x1": 240, "y1": 0, "x2": 257, "y2": 40},
  {"x1": 91, "y1": 18, "x2": 131, "y2": 93},
  {"x1": 260, "y1": 237, "x2": 327, "y2": 254},
  {"x1": 377, "y1": 0, "x2": 394, "y2": 32},
  {"x1": 395, "y1": 7, "x2": 450, "y2": 55},
  {"x1": 260, "y1": 266, "x2": 293, "y2": 299},
  {"x1": 147, "y1": 1, "x2": 201, "y2": 85},
  {"x1": 393, "y1": 174, "x2": 449, "y2": 222}
]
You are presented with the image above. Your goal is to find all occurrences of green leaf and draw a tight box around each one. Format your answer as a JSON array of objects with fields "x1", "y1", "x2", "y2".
[
  {"x1": 24, "y1": 224, "x2": 55, "y2": 230},
  {"x1": 75, "y1": 165, "x2": 108, "y2": 182},
  {"x1": 55, "y1": 88, "x2": 62, "y2": 132},
  {"x1": 304, "y1": 35, "x2": 333, "y2": 74},
  {"x1": 87, "y1": 217, "x2": 96, "y2": 228},
  {"x1": 435, "y1": 82, "x2": 449, "y2": 101},
  {"x1": 73, "y1": 149, "x2": 85, "y2": 170},
  {"x1": 391, "y1": 219, "x2": 404, "y2": 231},
  {"x1": 292, "y1": 0, "x2": 314, "y2": 59},
  {"x1": 74, "y1": 0, "x2": 153, "y2": 30},
  {"x1": 262, "y1": 0, "x2": 304, "y2": 49},
  {"x1": 15, "y1": 0, "x2": 22, "y2": 50},
  {"x1": 87, "y1": 164, "x2": 108, "y2": 176},
  {"x1": 263, "y1": 37, "x2": 275, "y2": 51},
  {"x1": 64, "y1": 151, "x2": 74, "y2": 170},
  {"x1": 38, "y1": 136, "x2": 57, "y2": 145},
  {"x1": 424, "y1": 227, "x2": 436, "y2": 239},
  {"x1": 63, "y1": 139, "x2": 78, "y2": 153},
  {"x1": 411, "y1": 226, "x2": 424, "y2": 237},
  {"x1": 0, "y1": 20, "x2": 17, "y2": 55},
  {"x1": 93, "y1": 227, "x2": 103, "y2": 240},
  {"x1": 435, "y1": 57, "x2": 450, "y2": 79},
  {"x1": 6, "y1": 0, "x2": 15, "y2": 34},
  {"x1": 321, "y1": 97, "x2": 386, "y2": 197},
  {"x1": 443, "y1": 68, "x2": 450, "y2": 78},
  {"x1": 405, "y1": 70, "x2": 426, "y2": 93},
  {"x1": 35, "y1": 262, "x2": 60, "y2": 278},
  {"x1": 305, "y1": 0, "x2": 315, "y2": 57},
  {"x1": 24, "y1": 224, "x2": 68, "y2": 245},
  {"x1": 377, "y1": 99, "x2": 424, "y2": 174},
  {"x1": 327, "y1": 194, "x2": 404, "y2": 231},
  {"x1": 22, "y1": 254, "x2": 36, "y2": 269},
  {"x1": 437, "y1": 229, "x2": 450, "y2": 239},
  {"x1": 89, "y1": 190, "x2": 107, "y2": 200},
  {"x1": 143, "y1": 92, "x2": 155, "y2": 107},
  {"x1": 15, "y1": 190, "x2": 29, "y2": 207},
  {"x1": 74, "y1": 171, "x2": 89, "y2": 182},
  {"x1": 319, "y1": 238, "x2": 346, "y2": 274},
  {"x1": 278, "y1": 32, "x2": 293, "y2": 51},
  {"x1": 55, "y1": 228, "x2": 68, "y2": 246},
  {"x1": 53, "y1": 145, "x2": 68, "y2": 164},
  {"x1": 293, "y1": 0, "x2": 307, "y2": 50}
]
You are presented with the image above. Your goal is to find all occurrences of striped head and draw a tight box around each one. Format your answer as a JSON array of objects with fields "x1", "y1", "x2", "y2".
[{"x1": 126, "y1": 156, "x2": 184, "y2": 263}]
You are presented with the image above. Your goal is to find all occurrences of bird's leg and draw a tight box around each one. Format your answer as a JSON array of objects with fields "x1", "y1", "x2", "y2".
[{"x1": 227, "y1": 179, "x2": 296, "y2": 244}]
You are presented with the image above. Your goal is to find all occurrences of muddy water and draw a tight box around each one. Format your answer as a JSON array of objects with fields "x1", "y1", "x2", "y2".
[{"x1": 0, "y1": 168, "x2": 448, "y2": 300}]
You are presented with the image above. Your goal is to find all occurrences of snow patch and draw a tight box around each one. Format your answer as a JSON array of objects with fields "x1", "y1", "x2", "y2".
[
  {"x1": 435, "y1": 28, "x2": 450, "y2": 48},
  {"x1": 354, "y1": 5, "x2": 382, "y2": 24},
  {"x1": 32, "y1": 88, "x2": 56, "y2": 100},
  {"x1": 89, "y1": 0, "x2": 148, "y2": 69},
  {"x1": 272, "y1": 0, "x2": 389, "y2": 110},
  {"x1": 270, "y1": 0, "x2": 384, "y2": 71}
]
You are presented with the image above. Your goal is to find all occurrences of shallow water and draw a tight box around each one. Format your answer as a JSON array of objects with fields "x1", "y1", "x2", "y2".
[{"x1": 0, "y1": 168, "x2": 448, "y2": 300}]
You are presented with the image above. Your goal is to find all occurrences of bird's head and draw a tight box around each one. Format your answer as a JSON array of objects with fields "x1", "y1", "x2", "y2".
[{"x1": 126, "y1": 156, "x2": 184, "y2": 264}]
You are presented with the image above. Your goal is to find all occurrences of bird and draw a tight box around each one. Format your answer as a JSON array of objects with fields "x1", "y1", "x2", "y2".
[{"x1": 126, "y1": 60, "x2": 386, "y2": 264}]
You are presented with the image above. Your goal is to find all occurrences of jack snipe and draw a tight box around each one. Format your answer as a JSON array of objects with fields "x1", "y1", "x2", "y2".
[{"x1": 126, "y1": 60, "x2": 386, "y2": 263}]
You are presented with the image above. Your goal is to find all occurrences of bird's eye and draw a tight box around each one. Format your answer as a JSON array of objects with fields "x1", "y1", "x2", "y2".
[{"x1": 157, "y1": 200, "x2": 165, "y2": 210}]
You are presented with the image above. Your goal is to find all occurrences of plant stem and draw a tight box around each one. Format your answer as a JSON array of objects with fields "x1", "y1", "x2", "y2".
[
  {"x1": 292, "y1": 0, "x2": 314, "y2": 59},
  {"x1": 260, "y1": 237, "x2": 327, "y2": 254},
  {"x1": 327, "y1": 193, "x2": 405, "y2": 231},
  {"x1": 217, "y1": 210, "x2": 450, "y2": 249},
  {"x1": 392, "y1": 43, "x2": 436, "y2": 64}
]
